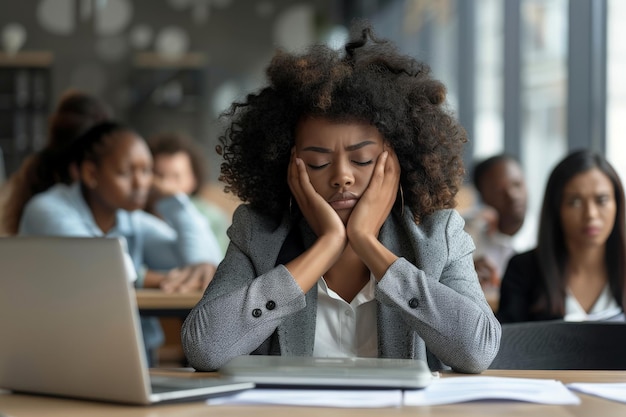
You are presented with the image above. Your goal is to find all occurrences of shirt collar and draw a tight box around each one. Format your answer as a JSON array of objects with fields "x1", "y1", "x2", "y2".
[{"x1": 318, "y1": 273, "x2": 377, "y2": 308}]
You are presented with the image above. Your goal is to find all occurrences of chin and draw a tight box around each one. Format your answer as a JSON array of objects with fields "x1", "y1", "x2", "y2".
[
  {"x1": 338, "y1": 211, "x2": 351, "y2": 225},
  {"x1": 124, "y1": 202, "x2": 146, "y2": 212}
]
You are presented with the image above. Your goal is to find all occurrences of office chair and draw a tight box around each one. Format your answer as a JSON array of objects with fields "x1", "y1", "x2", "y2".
[{"x1": 489, "y1": 320, "x2": 626, "y2": 370}]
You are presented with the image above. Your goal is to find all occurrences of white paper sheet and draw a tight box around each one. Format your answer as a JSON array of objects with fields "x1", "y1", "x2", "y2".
[
  {"x1": 403, "y1": 376, "x2": 581, "y2": 406},
  {"x1": 206, "y1": 388, "x2": 404, "y2": 408},
  {"x1": 567, "y1": 383, "x2": 626, "y2": 404}
]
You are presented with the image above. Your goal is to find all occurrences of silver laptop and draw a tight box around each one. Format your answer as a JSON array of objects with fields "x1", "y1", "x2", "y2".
[
  {"x1": 0, "y1": 236, "x2": 253, "y2": 405},
  {"x1": 220, "y1": 355, "x2": 433, "y2": 389}
]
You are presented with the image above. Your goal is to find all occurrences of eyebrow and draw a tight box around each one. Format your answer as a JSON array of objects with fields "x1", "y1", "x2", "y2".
[{"x1": 301, "y1": 140, "x2": 377, "y2": 153}]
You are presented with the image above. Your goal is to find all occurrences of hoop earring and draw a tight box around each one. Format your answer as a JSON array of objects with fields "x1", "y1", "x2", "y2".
[{"x1": 399, "y1": 185, "x2": 405, "y2": 217}]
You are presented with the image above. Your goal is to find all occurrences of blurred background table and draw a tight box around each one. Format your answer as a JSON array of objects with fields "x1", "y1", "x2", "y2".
[
  {"x1": 135, "y1": 289, "x2": 202, "y2": 317},
  {"x1": 135, "y1": 289, "x2": 203, "y2": 367}
]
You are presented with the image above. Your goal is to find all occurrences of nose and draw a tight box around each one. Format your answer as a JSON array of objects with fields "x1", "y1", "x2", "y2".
[
  {"x1": 583, "y1": 200, "x2": 600, "y2": 219},
  {"x1": 133, "y1": 169, "x2": 152, "y2": 190},
  {"x1": 505, "y1": 184, "x2": 523, "y2": 201},
  {"x1": 330, "y1": 160, "x2": 354, "y2": 188}
]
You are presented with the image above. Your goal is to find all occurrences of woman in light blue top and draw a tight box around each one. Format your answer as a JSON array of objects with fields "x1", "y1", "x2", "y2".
[{"x1": 19, "y1": 121, "x2": 222, "y2": 363}]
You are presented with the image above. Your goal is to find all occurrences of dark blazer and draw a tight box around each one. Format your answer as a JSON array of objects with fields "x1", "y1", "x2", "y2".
[{"x1": 497, "y1": 250, "x2": 562, "y2": 323}]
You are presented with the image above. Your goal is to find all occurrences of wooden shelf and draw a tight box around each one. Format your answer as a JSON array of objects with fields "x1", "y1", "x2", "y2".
[
  {"x1": 0, "y1": 51, "x2": 53, "y2": 67},
  {"x1": 133, "y1": 52, "x2": 207, "y2": 69}
]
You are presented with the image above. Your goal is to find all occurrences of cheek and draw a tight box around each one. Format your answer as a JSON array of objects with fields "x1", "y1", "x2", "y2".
[
  {"x1": 110, "y1": 177, "x2": 134, "y2": 195},
  {"x1": 559, "y1": 209, "x2": 579, "y2": 234},
  {"x1": 603, "y1": 205, "x2": 617, "y2": 229},
  {"x1": 305, "y1": 169, "x2": 326, "y2": 192},
  {"x1": 358, "y1": 165, "x2": 376, "y2": 184}
]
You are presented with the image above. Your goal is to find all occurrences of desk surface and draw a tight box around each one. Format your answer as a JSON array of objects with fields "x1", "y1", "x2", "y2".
[
  {"x1": 1, "y1": 370, "x2": 625, "y2": 417},
  {"x1": 135, "y1": 289, "x2": 202, "y2": 310}
]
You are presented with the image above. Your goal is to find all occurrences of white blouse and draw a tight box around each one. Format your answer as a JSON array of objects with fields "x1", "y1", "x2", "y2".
[
  {"x1": 313, "y1": 275, "x2": 378, "y2": 358},
  {"x1": 564, "y1": 284, "x2": 624, "y2": 322}
]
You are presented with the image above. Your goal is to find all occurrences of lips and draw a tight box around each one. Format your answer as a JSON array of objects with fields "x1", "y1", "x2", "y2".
[
  {"x1": 328, "y1": 192, "x2": 359, "y2": 210},
  {"x1": 583, "y1": 226, "x2": 602, "y2": 237},
  {"x1": 130, "y1": 193, "x2": 148, "y2": 207}
]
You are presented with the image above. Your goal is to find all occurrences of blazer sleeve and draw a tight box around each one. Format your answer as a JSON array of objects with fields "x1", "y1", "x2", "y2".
[
  {"x1": 376, "y1": 210, "x2": 501, "y2": 373},
  {"x1": 181, "y1": 206, "x2": 306, "y2": 371}
]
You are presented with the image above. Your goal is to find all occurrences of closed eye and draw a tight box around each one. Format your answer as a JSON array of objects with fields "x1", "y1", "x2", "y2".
[
  {"x1": 307, "y1": 163, "x2": 330, "y2": 170},
  {"x1": 353, "y1": 160, "x2": 373, "y2": 166}
]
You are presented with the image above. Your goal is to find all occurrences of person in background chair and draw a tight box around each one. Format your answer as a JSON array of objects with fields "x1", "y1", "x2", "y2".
[
  {"x1": 18, "y1": 121, "x2": 222, "y2": 365},
  {"x1": 2, "y1": 89, "x2": 112, "y2": 235},
  {"x1": 182, "y1": 22, "x2": 501, "y2": 374},
  {"x1": 147, "y1": 132, "x2": 230, "y2": 257},
  {"x1": 498, "y1": 150, "x2": 626, "y2": 323},
  {"x1": 465, "y1": 155, "x2": 537, "y2": 289}
]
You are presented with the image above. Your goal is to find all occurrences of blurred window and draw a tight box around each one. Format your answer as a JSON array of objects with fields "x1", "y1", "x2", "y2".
[
  {"x1": 606, "y1": 0, "x2": 626, "y2": 182},
  {"x1": 474, "y1": 0, "x2": 504, "y2": 159},
  {"x1": 520, "y1": 0, "x2": 568, "y2": 216}
]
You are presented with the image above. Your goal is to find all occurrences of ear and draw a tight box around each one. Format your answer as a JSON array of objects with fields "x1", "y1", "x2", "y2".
[{"x1": 80, "y1": 161, "x2": 99, "y2": 190}]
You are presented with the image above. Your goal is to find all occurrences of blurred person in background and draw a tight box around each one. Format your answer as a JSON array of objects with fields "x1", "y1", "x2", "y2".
[
  {"x1": 147, "y1": 132, "x2": 230, "y2": 258},
  {"x1": 18, "y1": 121, "x2": 222, "y2": 365},
  {"x1": 498, "y1": 150, "x2": 626, "y2": 323},
  {"x1": 2, "y1": 89, "x2": 112, "y2": 235},
  {"x1": 465, "y1": 154, "x2": 537, "y2": 289}
]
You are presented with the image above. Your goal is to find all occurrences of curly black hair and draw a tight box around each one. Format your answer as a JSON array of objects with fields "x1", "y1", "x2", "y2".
[{"x1": 218, "y1": 22, "x2": 467, "y2": 224}]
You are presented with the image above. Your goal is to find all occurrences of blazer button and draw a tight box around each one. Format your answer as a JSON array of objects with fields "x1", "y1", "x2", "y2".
[
  {"x1": 408, "y1": 298, "x2": 419, "y2": 309},
  {"x1": 252, "y1": 308, "x2": 262, "y2": 318},
  {"x1": 266, "y1": 300, "x2": 276, "y2": 310}
]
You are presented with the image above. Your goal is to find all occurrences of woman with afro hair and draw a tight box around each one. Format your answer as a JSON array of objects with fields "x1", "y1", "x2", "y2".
[{"x1": 182, "y1": 22, "x2": 501, "y2": 373}]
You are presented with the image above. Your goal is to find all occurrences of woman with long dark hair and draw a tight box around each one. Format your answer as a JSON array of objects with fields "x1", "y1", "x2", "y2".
[{"x1": 498, "y1": 149, "x2": 626, "y2": 322}]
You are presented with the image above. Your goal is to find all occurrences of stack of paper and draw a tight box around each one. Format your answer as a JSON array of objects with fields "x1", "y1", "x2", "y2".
[
  {"x1": 206, "y1": 376, "x2": 583, "y2": 407},
  {"x1": 207, "y1": 389, "x2": 404, "y2": 408},
  {"x1": 567, "y1": 383, "x2": 626, "y2": 403},
  {"x1": 404, "y1": 376, "x2": 580, "y2": 406}
]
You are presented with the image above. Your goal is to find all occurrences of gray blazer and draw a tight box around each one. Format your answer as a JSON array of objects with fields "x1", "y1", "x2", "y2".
[{"x1": 182, "y1": 205, "x2": 501, "y2": 373}]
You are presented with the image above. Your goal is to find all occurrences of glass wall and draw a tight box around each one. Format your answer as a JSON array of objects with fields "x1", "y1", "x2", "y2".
[
  {"x1": 371, "y1": 0, "x2": 458, "y2": 110},
  {"x1": 474, "y1": 0, "x2": 504, "y2": 159},
  {"x1": 520, "y1": 0, "x2": 568, "y2": 215},
  {"x1": 607, "y1": 0, "x2": 626, "y2": 182}
]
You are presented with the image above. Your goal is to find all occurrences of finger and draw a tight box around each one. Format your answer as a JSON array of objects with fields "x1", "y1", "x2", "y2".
[
  {"x1": 178, "y1": 267, "x2": 204, "y2": 293},
  {"x1": 288, "y1": 152, "x2": 308, "y2": 208},
  {"x1": 161, "y1": 267, "x2": 187, "y2": 292},
  {"x1": 383, "y1": 150, "x2": 401, "y2": 190},
  {"x1": 294, "y1": 157, "x2": 312, "y2": 191},
  {"x1": 292, "y1": 157, "x2": 319, "y2": 210}
]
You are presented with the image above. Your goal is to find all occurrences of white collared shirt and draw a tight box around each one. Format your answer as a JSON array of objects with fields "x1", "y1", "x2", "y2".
[
  {"x1": 564, "y1": 284, "x2": 624, "y2": 322},
  {"x1": 313, "y1": 275, "x2": 378, "y2": 358}
]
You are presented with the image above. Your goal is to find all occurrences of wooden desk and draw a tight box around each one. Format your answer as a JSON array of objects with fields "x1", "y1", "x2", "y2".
[
  {"x1": 135, "y1": 289, "x2": 202, "y2": 317},
  {"x1": 1, "y1": 370, "x2": 625, "y2": 416}
]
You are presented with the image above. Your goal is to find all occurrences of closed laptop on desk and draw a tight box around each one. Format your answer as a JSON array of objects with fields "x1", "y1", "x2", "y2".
[
  {"x1": 0, "y1": 237, "x2": 253, "y2": 405},
  {"x1": 220, "y1": 355, "x2": 433, "y2": 389}
]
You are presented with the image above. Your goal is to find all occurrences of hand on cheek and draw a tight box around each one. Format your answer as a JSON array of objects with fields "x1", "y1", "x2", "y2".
[
  {"x1": 287, "y1": 149, "x2": 346, "y2": 242},
  {"x1": 347, "y1": 149, "x2": 401, "y2": 241}
]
